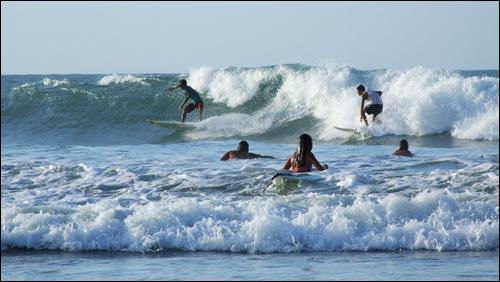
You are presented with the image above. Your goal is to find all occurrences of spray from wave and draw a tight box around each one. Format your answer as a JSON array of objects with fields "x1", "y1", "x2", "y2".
[
  {"x1": 1, "y1": 64, "x2": 498, "y2": 144},
  {"x1": 186, "y1": 65, "x2": 498, "y2": 141},
  {"x1": 1, "y1": 188, "x2": 498, "y2": 253},
  {"x1": 98, "y1": 74, "x2": 151, "y2": 86}
]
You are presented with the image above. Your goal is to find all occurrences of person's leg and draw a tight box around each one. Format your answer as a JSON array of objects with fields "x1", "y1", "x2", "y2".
[
  {"x1": 365, "y1": 104, "x2": 382, "y2": 124},
  {"x1": 182, "y1": 103, "x2": 196, "y2": 122},
  {"x1": 372, "y1": 105, "x2": 383, "y2": 123},
  {"x1": 197, "y1": 102, "x2": 203, "y2": 121},
  {"x1": 364, "y1": 105, "x2": 373, "y2": 115},
  {"x1": 364, "y1": 105, "x2": 374, "y2": 124},
  {"x1": 181, "y1": 110, "x2": 187, "y2": 122}
]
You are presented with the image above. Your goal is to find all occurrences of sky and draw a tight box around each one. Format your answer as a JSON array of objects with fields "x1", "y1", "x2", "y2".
[{"x1": 1, "y1": 1, "x2": 499, "y2": 74}]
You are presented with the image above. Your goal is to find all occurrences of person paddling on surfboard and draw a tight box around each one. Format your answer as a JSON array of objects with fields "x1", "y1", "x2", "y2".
[
  {"x1": 264, "y1": 134, "x2": 327, "y2": 192},
  {"x1": 220, "y1": 140, "x2": 274, "y2": 160},
  {"x1": 168, "y1": 79, "x2": 203, "y2": 122},
  {"x1": 282, "y1": 134, "x2": 328, "y2": 173},
  {"x1": 356, "y1": 84, "x2": 383, "y2": 126}
]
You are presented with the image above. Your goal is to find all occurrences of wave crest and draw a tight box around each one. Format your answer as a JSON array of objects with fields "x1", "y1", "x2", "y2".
[
  {"x1": 98, "y1": 74, "x2": 148, "y2": 86},
  {"x1": 2, "y1": 65, "x2": 498, "y2": 142}
]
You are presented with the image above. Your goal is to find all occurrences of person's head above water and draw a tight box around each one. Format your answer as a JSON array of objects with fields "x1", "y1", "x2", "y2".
[
  {"x1": 356, "y1": 84, "x2": 366, "y2": 95},
  {"x1": 399, "y1": 139, "x2": 409, "y2": 151},
  {"x1": 298, "y1": 134, "x2": 313, "y2": 152},
  {"x1": 178, "y1": 79, "x2": 188, "y2": 88},
  {"x1": 237, "y1": 140, "x2": 249, "y2": 153},
  {"x1": 220, "y1": 140, "x2": 273, "y2": 160},
  {"x1": 293, "y1": 134, "x2": 313, "y2": 166},
  {"x1": 393, "y1": 139, "x2": 414, "y2": 157}
]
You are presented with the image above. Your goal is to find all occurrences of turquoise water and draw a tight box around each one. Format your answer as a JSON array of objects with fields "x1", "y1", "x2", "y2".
[
  {"x1": 1, "y1": 66, "x2": 499, "y2": 280},
  {"x1": 2, "y1": 66, "x2": 498, "y2": 145}
]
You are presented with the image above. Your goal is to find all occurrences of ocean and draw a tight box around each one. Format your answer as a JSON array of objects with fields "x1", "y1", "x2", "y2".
[{"x1": 1, "y1": 64, "x2": 499, "y2": 280}]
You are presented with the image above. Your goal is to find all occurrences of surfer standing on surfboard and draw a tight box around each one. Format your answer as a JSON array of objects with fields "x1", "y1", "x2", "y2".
[
  {"x1": 356, "y1": 84, "x2": 383, "y2": 126},
  {"x1": 168, "y1": 79, "x2": 204, "y2": 122}
]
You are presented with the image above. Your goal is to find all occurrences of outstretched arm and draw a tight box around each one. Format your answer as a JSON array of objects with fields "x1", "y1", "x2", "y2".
[
  {"x1": 220, "y1": 152, "x2": 230, "y2": 161},
  {"x1": 310, "y1": 153, "x2": 328, "y2": 171},
  {"x1": 248, "y1": 153, "x2": 274, "y2": 159},
  {"x1": 260, "y1": 155, "x2": 275, "y2": 159},
  {"x1": 166, "y1": 85, "x2": 180, "y2": 95}
]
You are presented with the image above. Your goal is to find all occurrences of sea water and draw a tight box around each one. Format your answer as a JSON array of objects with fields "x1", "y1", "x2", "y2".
[{"x1": 1, "y1": 65, "x2": 498, "y2": 280}]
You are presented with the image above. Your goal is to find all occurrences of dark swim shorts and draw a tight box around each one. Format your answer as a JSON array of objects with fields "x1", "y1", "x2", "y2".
[{"x1": 364, "y1": 104, "x2": 383, "y2": 115}]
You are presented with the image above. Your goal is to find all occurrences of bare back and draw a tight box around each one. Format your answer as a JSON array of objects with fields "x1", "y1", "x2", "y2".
[{"x1": 283, "y1": 152, "x2": 325, "y2": 172}]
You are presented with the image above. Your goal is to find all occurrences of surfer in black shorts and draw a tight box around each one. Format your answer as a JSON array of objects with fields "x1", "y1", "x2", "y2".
[
  {"x1": 356, "y1": 84, "x2": 383, "y2": 126},
  {"x1": 169, "y1": 79, "x2": 203, "y2": 122}
]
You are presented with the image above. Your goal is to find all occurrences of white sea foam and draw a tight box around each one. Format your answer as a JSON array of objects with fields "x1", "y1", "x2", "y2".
[
  {"x1": 186, "y1": 113, "x2": 274, "y2": 140},
  {"x1": 1, "y1": 190, "x2": 498, "y2": 252},
  {"x1": 1, "y1": 143, "x2": 498, "y2": 253},
  {"x1": 98, "y1": 74, "x2": 148, "y2": 86},
  {"x1": 185, "y1": 65, "x2": 499, "y2": 140},
  {"x1": 452, "y1": 105, "x2": 499, "y2": 140},
  {"x1": 188, "y1": 66, "x2": 276, "y2": 107},
  {"x1": 185, "y1": 108, "x2": 300, "y2": 140},
  {"x1": 42, "y1": 78, "x2": 69, "y2": 87}
]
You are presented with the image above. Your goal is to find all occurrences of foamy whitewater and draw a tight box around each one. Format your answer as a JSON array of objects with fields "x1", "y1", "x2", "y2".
[
  {"x1": 2, "y1": 65, "x2": 498, "y2": 145},
  {"x1": 1, "y1": 65, "x2": 499, "y2": 255}
]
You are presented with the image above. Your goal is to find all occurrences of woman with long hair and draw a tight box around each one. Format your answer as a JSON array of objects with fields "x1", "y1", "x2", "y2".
[
  {"x1": 282, "y1": 134, "x2": 328, "y2": 172},
  {"x1": 393, "y1": 139, "x2": 414, "y2": 157}
]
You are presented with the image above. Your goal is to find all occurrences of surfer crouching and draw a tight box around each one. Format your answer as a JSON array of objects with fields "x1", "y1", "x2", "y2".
[
  {"x1": 356, "y1": 84, "x2": 383, "y2": 126},
  {"x1": 169, "y1": 79, "x2": 203, "y2": 122}
]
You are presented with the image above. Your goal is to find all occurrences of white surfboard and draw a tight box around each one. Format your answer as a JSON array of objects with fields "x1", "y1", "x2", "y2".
[
  {"x1": 146, "y1": 119, "x2": 196, "y2": 130},
  {"x1": 334, "y1": 126, "x2": 359, "y2": 134},
  {"x1": 271, "y1": 172, "x2": 322, "y2": 181},
  {"x1": 264, "y1": 172, "x2": 322, "y2": 194}
]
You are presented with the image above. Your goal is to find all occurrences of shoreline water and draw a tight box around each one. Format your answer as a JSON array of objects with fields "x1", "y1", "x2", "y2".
[{"x1": 2, "y1": 249, "x2": 498, "y2": 281}]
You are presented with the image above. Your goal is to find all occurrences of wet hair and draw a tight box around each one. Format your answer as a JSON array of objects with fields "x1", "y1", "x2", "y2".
[
  {"x1": 356, "y1": 84, "x2": 365, "y2": 92},
  {"x1": 179, "y1": 79, "x2": 187, "y2": 86},
  {"x1": 399, "y1": 139, "x2": 409, "y2": 151},
  {"x1": 238, "y1": 140, "x2": 249, "y2": 152},
  {"x1": 293, "y1": 134, "x2": 313, "y2": 167}
]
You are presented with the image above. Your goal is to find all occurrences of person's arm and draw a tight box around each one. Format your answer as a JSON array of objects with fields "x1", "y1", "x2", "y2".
[
  {"x1": 282, "y1": 157, "x2": 292, "y2": 170},
  {"x1": 179, "y1": 96, "x2": 189, "y2": 111},
  {"x1": 168, "y1": 85, "x2": 180, "y2": 91},
  {"x1": 166, "y1": 86, "x2": 177, "y2": 95},
  {"x1": 248, "y1": 153, "x2": 274, "y2": 159},
  {"x1": 360, "y1": 92, "x2": 368, "y2": 125},
  {"x1": 260, "y1": 155, "x2": 275, "y2": 159},
  {"x1": 310, "y1": 153, "x2": 328, "y2": 171},
  {"x1": 220, "y1": 151, "x2": 230, "y2": 161}
]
